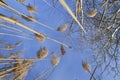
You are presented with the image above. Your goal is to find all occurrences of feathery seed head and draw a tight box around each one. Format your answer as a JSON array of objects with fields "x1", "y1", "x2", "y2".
[
  {"x1": 57, "y1": 24, "x2": 68, "y2": 32},
  {"x1": 82, "y1": 61, "x2": 91, "y2": 72},
  {"x1": 51, "y1": 53, "x2": 60, "y2": 66},
  {"x1": 37, "y1": 47, "x2": 48, "y2": 60},
  {"x1": 88, "y1": 9, "x2": 97, "y2": 17}
]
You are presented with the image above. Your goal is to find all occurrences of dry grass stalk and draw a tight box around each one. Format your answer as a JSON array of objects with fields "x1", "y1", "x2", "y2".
[
  {"x1": 21, "y1": 15, "x2": 36, "y2": 22},
  {"x1": 57, "y1": 24, "x2": 67, "y2": 32},
  {"x1": 80, "y1": 0, "x2": 84, "y2": 24},
  {"x1": 0, "y1": 24, "x2": 23, "y2": 33},
  {"x1": 0, "y1": 14, "x2": 64, "y2": 46},
  {"x1": 98, "y1": 5, "x2": 107, "y2": 28},
  {"x1": 0, "y1": 57, "x2": 46, "y2": 61},
  {"x1": 76, "y1": 0, "x2": 79, "y2": 18},
  {"x1": 46, "y1": 36, "x2": 71, "y2": 49},
  {"x1": 10, "y1": 17, "x2": 18, "y2": 22},
  {"x1": 60, "y1": 45, "x2": 66, "y2": 55},
  {"x1": 8, "y1": 50, "x2": 24, "y2": 58},
  {"x1": 34, "y1": 33, "x2": 46, "y2": 42},
  {"x1": 0, "y1": 66, "x2": 17, "y2": 75},
  {"x1": 13, "y1": 60, "x2": 33, "y2": 80},
  {"x1": 51, "y1": 53, "x2": 60, "y2": 66},
  {"x1": 59, "y1": 0, "x2": 86, "y2": 33},
  {"x1": 0, "y1": 2, "x2": 54, "y2": 30},
  {"x1": 0, "y1": 32, "x2": 33, "y2": 40},
  {"x1": 37, "y1": 47, "x2": 48, "y2": 60},
  {"x1": 0, "y1": 0, "x2": 71, "y2": 48},
  {"x1": 0, "y1": 14, "x2": 43, "y2": 36},
  {"x1": 0, "y1": 73, "x2": 9, "y2": 79},
  {"x1": 0, "y1": 0, "x2": 7, "y2": 5},
  {"x1": 76, "y1": 0, "x2": 84, "y2": 24},
  {"x1": 112, "y1": 26, "x2": 120, "y2": 38},
  {"x1": 16, "y1": 0, "x2": 26, "y2": 3},
  {"x1": 88, "y1": 9, "x2": 97, "y2": 17},
  {"x1": 35, "y1": 67, "x2": 52, "y2": 80},
  {"x1": 82, "y1": 61, "x2": 91, "y2": 72}
]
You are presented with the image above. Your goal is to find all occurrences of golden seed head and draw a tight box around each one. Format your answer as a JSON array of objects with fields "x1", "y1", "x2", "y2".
[
  {"x1": 34, "y1": 33, "x2": 46, "y2": 42},
  {"x1": 51, "y1": 54, "x2": 60, "y2": 66},
  {"x1": 88, "y1": 9, "x2": 97, "y2": 17},
  {"x1": 14, "y1": 60, "x2": 31, "y2": 80},
  {"x1": 57, "y1": 24, "x2": 68, "y2": 32},
  {"x1": 82, "y1": 61, "x2": 91, "y2": 72},
  {"x1": 5, "y1": 44, "x2": 14, "y2": 50},
  {"x1": 26, "y1": 4, "x2": 37, "y2": 13},
  {"x1": 37, "y1": 47, "x2": 48, "y2": 60}
]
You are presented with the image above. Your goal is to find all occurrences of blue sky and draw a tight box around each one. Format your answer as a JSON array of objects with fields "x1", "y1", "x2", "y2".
[{"x1": 1, "y1": 0, "x2": 119, "y2": 80}]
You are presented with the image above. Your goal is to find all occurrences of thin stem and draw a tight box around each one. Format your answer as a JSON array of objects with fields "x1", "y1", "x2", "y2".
[
  {"x1": 0, "y1": 58, "x2": 47, "y2": 61},
  {"x1": 0, "y1": 1, "x2": 54, "y2": 30},
  {"x1": 0, "y1": 32, "x2": 33, "y2": 40},
  {"x1": 46, "y1": 36, "x2": 71, "y2": 48},
  {"x1": 89, "y1": 71, "x2": 96, "y2": 80},
  {"x1": 35, "y1": 66, "x2": 53, "y2": 80},
  {"x1": 0, "y1": 24, "x2": 23, "y2": 32},
  {"x1": 112, "y1": 26, "x2": 120, "y2": 38},
  {"x1": 0, "y1": 14, "x2": 70, "y2": 48},
  {"x1": 59, "y1": 0, "x2": 86, "y2": 34},
  {"x1": 80, "y1": 0, "x2": 84, "y2": 25},
  {"x1": 0, "y1": 61, "x2": 22, "y2": 65}
]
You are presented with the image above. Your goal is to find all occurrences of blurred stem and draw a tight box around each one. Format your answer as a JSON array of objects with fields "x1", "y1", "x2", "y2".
[
  {"x1": 35, "y1": 66, "x2": 53, "y2": 80},
  {"x1": 45, "y1": 66, "x2": 56, "y2": 80},
  {"x1": 0, "y1": 32, "x2": 33, "y2": 40}
]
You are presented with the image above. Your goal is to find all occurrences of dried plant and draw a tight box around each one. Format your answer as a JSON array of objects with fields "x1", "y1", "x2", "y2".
[
  {"x1": 60, "y1": 45, "x2": 66, "y2": 55},
  {"x1": 13, "y1": 60, "x2": 33, "y2": 80},
  {"x1": 57, "y1": 24, "x2": 67, "y2": 32},
  {"x1": 26, "y1": 4, "x2": 37, "y2": 13},
  {"x1": 51, "y1": 53, "x2": 60, "y2": 66},
  {"x1": 21, "y1": 15, "x2": 36, "y2": 22},
  {"x1": 88, "y1": 9, "x2": 97, "y2": 17},
  {"x1": 0, "y1": 0, "x2": 119, "y2": 80},
  {"x1": 82, "y1": 61, "x2": 91, "y2": 72},
  {"x1": 8, "y1": 50, "x2": 24, "y2": 58},
  {"x1": 0, "y1": 32, "x2": 32, "y2": 40},
  {"x1": 0, "y1": 0, "x2": 7, "y2": 5},
  {"x1": 34, "y1": 33, "x2": 46, "y2": 42},
  {"x1": 59, "y1": 0, "x2": 86, "y2": 33},
  {"x1": 37, "y1": 47, "x2": 48, "y2": 60}
]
